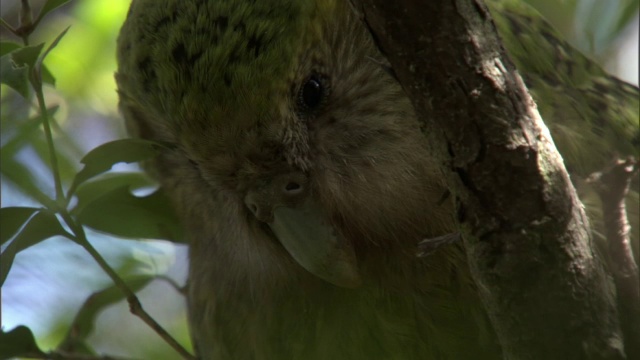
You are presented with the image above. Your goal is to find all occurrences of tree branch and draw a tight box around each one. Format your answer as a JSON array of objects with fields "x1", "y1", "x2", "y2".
[
  {"x1": 350, "y1": 0, "x2": 625, "y2": 358},
  {"x1": 590, "y1": 158, "x2": 640, "y2": 360}
]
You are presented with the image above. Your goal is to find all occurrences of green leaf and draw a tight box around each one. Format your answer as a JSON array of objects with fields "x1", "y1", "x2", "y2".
[
  {"x1": 0, "y1": 41, "x2": 21, "y2": 57},
  {"x1": 33, "y1": 0, "x2": 74, "y2": 28},
  {"x1": 57, "y1": 276, "x2": 154, "y2": 353},
  {"x1": 0, "y1": 55, "x2": 29, "y2": 98},
  {"x1": 76, "y1": 186, "x2": 183, "y2": 242},
  {"x1": 41, "y1": 64, "x2": 56, "y2": 85},
  {"x1": 0, "y1": 207, "x2": 39, "y2": 245},
  {"x1": 72, "y1": 172, "x2": 153, "y2": 215},
  {"x1": 39, "y1": 26, "x2": 70, "y2": 66},
  {"x1": 1, "y1": 43, "x2": 44, "y2": 98},
  {"x1": 0, "y1": 210, "x2": 72, "y2": 285},
  {"x1": 613, "y1": 1, "x2": 640, "y2": 38},
  {"x1": 0, "y1": 155, "x2": 55, "y2": 208},
  {"x1": 0, "y1": 106, "x2": 62, "y2": 203},
  {"x1": 0, "y1": 325, "x2": 46, "y2": 359},
  {"x1": 1, "y1": 106, "x2": 59, "y2": 156},
  {"x1": 69, "y1": 139, "x2": 167, "y2": 194},
  {"x1": 11, "y1": 43, "x2": 44, "y2": 69}
]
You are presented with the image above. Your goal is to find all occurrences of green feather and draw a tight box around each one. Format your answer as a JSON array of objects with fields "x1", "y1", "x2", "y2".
[
  {"x1": 117, "y1": 0, "x2": 337, "y2": 132},
  {"x1": 488, "y1": 0, "x2": 639, "y2": 258},
  {"x1": 489, "y1": 0, "x2": 639, "y2": 177}
]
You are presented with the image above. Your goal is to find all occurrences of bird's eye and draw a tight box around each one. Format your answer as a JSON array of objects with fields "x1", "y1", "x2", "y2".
[{"x1": 297, "y1": 74, "x2": 326, "y2": 112}]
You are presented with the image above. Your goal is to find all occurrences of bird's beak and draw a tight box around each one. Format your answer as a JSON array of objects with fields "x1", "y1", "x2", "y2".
[{"x1": 269, "y1": 201, "x2": 361, "y2": 288}]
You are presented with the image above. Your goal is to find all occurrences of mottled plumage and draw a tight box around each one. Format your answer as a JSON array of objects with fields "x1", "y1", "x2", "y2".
[
  {"x1": 490, "y1": 0, "x2": 639, "y2": 176},
  {"x1": 489, "y1": 0, "x2": 639, "y2": 251},
  {"x1": 116, "y1": 0, "x2": 639, "y2": 359}
]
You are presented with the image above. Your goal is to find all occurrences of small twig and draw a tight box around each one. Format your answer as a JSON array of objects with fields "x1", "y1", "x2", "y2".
[
  {"x1": 18, "y1": 2, "x2": 63, "y2": 203},
  {"x1": 588, "y1": 157, "x2": 640, "y2": 360},
  {"x1": 127, "y1": 296, "x2": 196, "y2": 359},
  {"x1": 19, "y1": 0, "x2": 33, "y2": 30},
  {"x1": 33, "y1": 77, "x2": 65, "y2": 202},
  {"x1": 59, "y1": 213, "x2": 196, "y2": 360},
  {"x1": 1, "y1": 17, "x2": 16, "y2": 33}
]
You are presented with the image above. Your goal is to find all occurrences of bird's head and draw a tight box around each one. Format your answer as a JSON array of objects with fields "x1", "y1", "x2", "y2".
[{"x1": 116, "y1": 0, "x2": 451, "y2": 288}]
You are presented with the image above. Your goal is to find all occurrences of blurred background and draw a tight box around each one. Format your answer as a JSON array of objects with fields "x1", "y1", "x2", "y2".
[
  {"x1": 1, "y1": 0, "x2": 638, "y2": 359},
  {"x1": 1, "y1": 1, "x2": 191, "y2": 359}
]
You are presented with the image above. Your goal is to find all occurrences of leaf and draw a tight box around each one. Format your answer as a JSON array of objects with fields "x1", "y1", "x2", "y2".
[
  {"x1": 0, "y1": 151, "x2": 56, "y2": 207},
  {"x1": 1, "y1": 106, "x2": 59, "y2": 156},
  {"x1": 75, "y1": 186, "x2": 183, "y2": 242},
  {"x1": 2, "y1": 43, "x2": 45, "y2": 98},
  {"x1": 11, "y1": 43, "x2": 44, "y2": 69},
  {"x1": 39, "y1": 26, "x2": 70, "y2": 66},
  {"x1": 57, "y1": 276, "x2": 154, "y2": 353},
  {"x1": 41, "y1": 64, "x2": 56, "y2": 85},
  {"x1": 0, "y1": 325, "x2": 46, "y2": 359},
  {"x1": 70, "y1": 139, "x2": 167, "y2": 194},
  {"x1": 613, "y1": 0, "x2": 640, "y2": 37},
  {"x1": 0, "y1": 210, "x2": 72, "y2": 285},
  {"x1": 72, "y1": 172, "x2": 153, "y2": 215},
  {"x1": 0, "y1": 55, "x2": 29, "y2": 98},
  {"x1": 33, "y1": 0, "x2": 74, "y2": 29},
  {"x1": 0, "y1": 207, "x2": 39, "y2": 246},
  {"x1": 0, "y1": 41, "x2": 21, "y2": 57}
]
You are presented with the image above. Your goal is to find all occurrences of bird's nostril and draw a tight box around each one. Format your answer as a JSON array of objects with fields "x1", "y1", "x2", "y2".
[
  {"x1": 248, "y1": 203, "x2": 259, "y2": 216},
  {"x1": 284, "y1": 181, "x2": 302, "y2": 194}
]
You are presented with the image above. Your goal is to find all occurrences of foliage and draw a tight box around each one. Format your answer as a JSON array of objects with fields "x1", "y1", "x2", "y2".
[{"x1": 1, "y1": 1, "x2": 190, "y2": 359}]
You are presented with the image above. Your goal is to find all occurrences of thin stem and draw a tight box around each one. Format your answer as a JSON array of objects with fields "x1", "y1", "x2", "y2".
[
  {"x1": 60, "y1": 212, "x2": 196, "y2": 360},
  {"x1": 19, "y1": 0, "x2": 32, "y2": 43},
  {"x1": 19, "y1": 0, "x2": 33, "y2": 29},
  {"x1": 33, "y1": 80, "x2": 64, "y2": 202},
  {"x1": 19, "y1": 9, "x2": 61, "y2": 202},
  {"x1": 591, "y1": 158, "x2": 640, "y2": 360},
  {"x1": 0, "y1": 17, "x2": 16, "y2": 33},
  {"x1": 21, "y1": 26, "x2": 60, "y2": 201}
]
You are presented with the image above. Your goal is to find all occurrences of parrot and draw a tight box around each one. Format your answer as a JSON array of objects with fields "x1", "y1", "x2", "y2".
[{"x1": 115, "y1": 0, "x2": 639, "y2": 359}]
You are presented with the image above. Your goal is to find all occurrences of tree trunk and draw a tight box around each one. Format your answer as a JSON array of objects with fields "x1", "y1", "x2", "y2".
[{"x1": 349, "y1": 0, "x2": 626, "y2": 358}]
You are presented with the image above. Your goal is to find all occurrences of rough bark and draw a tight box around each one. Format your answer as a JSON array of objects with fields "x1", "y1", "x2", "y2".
[
  {"x1": 591, "y1": 159, "x2": 640, "y2": 360},
  {"x1": 349, "y1": 0, "x2": 625, "y2": 359}
]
